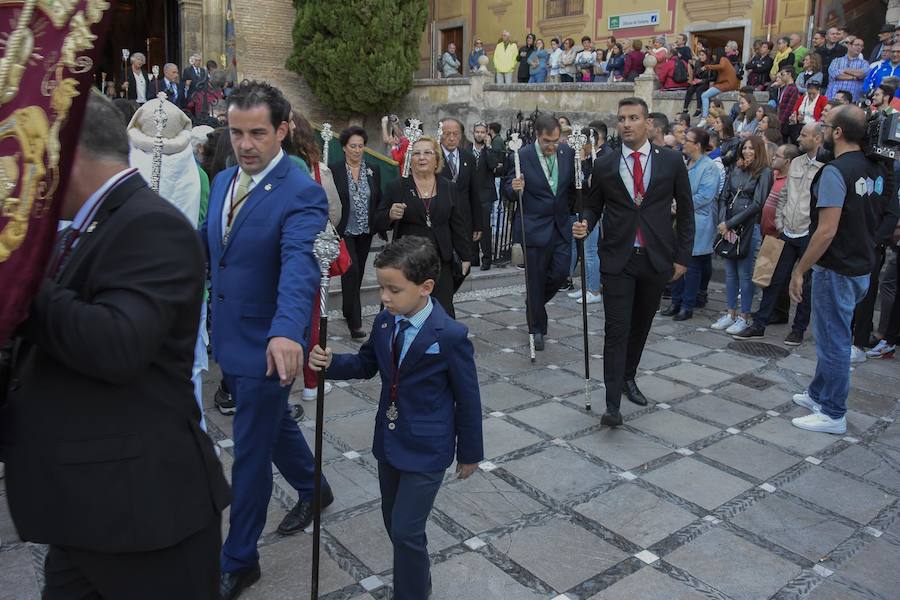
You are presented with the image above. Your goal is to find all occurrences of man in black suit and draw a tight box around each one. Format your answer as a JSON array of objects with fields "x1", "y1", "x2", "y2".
[
  {"x1": 439, "y1": 117, "x2": 482, "y2": 244},
  {"x1": 471, "y1": 121, "x2": 503, "y2": 269},
  {"x1": 150, "y1": 63, "x2": 186, "y2": 108},
  {"x1": 504, "y1": 113, "x2": 577, "y2": 350},
  {"x1": 182, "y1": 53, "x2": 207, "y2": 105},
  {"x1": 0, "y1": 95, "x2": 230, "y2": 598},
  {"x1": 574, "y1": 97, "x2": 694, "y2": 426}
]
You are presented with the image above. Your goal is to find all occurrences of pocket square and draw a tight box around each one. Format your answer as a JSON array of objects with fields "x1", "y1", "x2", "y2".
[{"x1": 425, "y1": 342, "x2": 441, "y2": 354}]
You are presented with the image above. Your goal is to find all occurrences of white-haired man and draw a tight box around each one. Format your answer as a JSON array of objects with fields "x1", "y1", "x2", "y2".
[{"x1": 182, "y1": 53, "x2": 207, "y2": 104}]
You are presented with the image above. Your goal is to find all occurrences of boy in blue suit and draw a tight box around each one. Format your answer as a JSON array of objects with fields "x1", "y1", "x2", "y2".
[{"x1": 310, "y1": 236, "x2": 484, "y2": 600}]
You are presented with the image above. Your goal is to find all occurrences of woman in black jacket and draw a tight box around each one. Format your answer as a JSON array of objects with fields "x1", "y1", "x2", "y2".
[
  {"x1": 684, "y1": 48, "x2": 715, "y2": 115},
  {"x1": 711, "y1": 135, "x2": 773, "y2": 334},
  {"x1": 746, "y1": 41, "x2": 774, "y2": 89},
  {"x1": 373, "y1": 136, "x2": 473, "y2": 317},
  {"x1": 517, "y1": 34, "x2": 536, "y2": 83},
  {"x1": 331, "y1": 126, "x2": 382, "y2": 338}
]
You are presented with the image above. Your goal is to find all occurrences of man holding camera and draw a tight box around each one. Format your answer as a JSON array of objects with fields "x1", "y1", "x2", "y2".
[{"x1": 789, "y1": 104, "x2": 897, "y2": 434}]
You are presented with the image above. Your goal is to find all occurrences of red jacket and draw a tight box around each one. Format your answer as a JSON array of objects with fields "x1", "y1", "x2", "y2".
[
  {"x1": 623, "y1": 50, "x2": 645, "y2": 80},
  {"x1": 657, "y1": 57, "x2": 688, "y2": 89},
  {"x1": 792, "y1": 94, "x2": 827, "y2": 122}
]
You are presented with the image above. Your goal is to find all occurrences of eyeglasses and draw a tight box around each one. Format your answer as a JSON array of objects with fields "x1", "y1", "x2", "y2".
[{"x1": 411, "y1": 150, "x2": 436, "y2": 157}]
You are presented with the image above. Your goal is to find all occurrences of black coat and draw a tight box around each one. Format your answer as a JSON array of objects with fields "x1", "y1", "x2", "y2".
[
  {"x1": 440, "y1": 147, "x2": 482, "y2": 235},
  {"x1": 583, "y1": 144, "x2": 695, "y2": 275},
  {"x1": 182, "y1": 66, "x2": 208, "y2": 102},
  {"x1": 329, "y1": 159, "x2": 382, "y2": 236},
  {"x1": 472, "y1": 145, "x2": 503, "y2": 205},
  {"x1": 125, "y1": 69, "x2": 151, "y2": 102},
  {"x1": 149, "y1": 77, "x2": 186, "y2": 108},
  {"x1": 0, "y1": 173, "x2": 230, "y2": 552},
  {"x1": 373, "y1": 176, "x2": 473, "y2": 263}
]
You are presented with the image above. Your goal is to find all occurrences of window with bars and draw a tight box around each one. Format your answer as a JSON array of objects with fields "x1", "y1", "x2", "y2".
[{"x1": 546, "y1": 0, "x2": 584, "y2": 18}]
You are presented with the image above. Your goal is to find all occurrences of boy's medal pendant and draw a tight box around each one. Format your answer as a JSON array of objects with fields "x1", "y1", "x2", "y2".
[{"x1": 386, "y1": 403, "x2": 399, "y2": 421}]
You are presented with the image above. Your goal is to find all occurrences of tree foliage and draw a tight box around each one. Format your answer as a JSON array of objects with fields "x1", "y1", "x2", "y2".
[{"x1": 287, "y1": 0, "x2": 428, "y2": 115}]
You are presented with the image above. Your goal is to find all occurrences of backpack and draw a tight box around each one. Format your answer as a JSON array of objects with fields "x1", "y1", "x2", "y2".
[
  {"x1": 730, "y1": 55, "x2": 745, "y2": 81},
  {"x1": 673, "y1": 58, "x2": 688, "y2": 83}
]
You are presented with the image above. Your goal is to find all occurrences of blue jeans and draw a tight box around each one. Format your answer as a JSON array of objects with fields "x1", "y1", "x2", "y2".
[
  {"x1": 529, "y1": 70, "x2": 547, "y2": 83},
  {"x1": 723, "y1": 225, "x2": 760, "y2": 313},
  {"x1": 701, "y1": 86, "x2": 723, "y2": 117},
  {"x1": 569, "y1": 221, "x2": 601, "y2": 291},
  {"x1": 378, "y1": 462, "x2": 444, "y2": 600},
  {"x1": 808, "y1": 267, "x2": 870, "y2": 419},
  {"x1": 671, "y1": 254, "x2": 712, "y2": 310}
]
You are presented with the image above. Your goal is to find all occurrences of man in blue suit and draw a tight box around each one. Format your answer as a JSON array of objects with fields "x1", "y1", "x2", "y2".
[
  {"x1": 503, "y1": 114, "x2": 577, "y2": 349},
  {"x1": 201, "y1": 80, "x2": 333, "y2": 600},
  {"x1": 310, "y1": 237, "x2": 483, "y2": 600}
]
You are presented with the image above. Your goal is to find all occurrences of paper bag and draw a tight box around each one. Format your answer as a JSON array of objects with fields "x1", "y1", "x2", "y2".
[{"x1": 752, "y1": 235, "x2": 785, "y2": 288}]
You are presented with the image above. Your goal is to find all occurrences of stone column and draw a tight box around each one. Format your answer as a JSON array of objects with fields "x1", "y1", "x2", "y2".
[
  {"x1": 634, "y1": 53, "x2": 660, "y2": 112},
  {"x1": 181, "y1": 0, "x2": 204, "y2": 60}
]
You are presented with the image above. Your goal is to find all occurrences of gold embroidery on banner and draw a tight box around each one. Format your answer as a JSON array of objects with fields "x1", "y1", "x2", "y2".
[
  {"x1": 0, "y1": 0, "x2": 38, "y2": 106},
  {"x1": 0, "y1": 0, "x2": 78, "y2": 28}
]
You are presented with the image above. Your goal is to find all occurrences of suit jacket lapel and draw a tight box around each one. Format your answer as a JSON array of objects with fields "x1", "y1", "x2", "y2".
[
  {"x1": 374, "y1": 312, "x2": 393, "y2": 374},
  {"x1": 399, "y1": 303, "x2": 447, "y2": 375},
  {"x1": 208, "y1": 166, "x2": 236, "y2": 260},
  {"x1": 223, "y1": 155, "x2": 290, "y2": 255},
  {"x1": 645, "y1": 145, "x2": 662, "y2": 199},
  {"x1": 57, "y1": 173, "x2": 145, "y2": 284}
]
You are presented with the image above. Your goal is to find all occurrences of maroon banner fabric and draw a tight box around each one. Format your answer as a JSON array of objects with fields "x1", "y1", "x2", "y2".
[{"x1": 0, "y1": 0, "x2": 116, "y2": 342}]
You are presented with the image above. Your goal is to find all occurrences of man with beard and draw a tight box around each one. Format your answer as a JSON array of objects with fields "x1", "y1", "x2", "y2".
[
  {"x1": 573, "y1": 97, "x2": 694, "y2": 426},
  {"x1": 471, "y1": 121, "x2": 503, "y2": 269},
  {"x1": 789, "y1": 105, "x2": 896, "y2": 434}
]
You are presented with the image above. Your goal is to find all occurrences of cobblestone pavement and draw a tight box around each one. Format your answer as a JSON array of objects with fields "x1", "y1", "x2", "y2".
[{"x1": 4, "y1": 281, "x2": 900, "y2": 600}]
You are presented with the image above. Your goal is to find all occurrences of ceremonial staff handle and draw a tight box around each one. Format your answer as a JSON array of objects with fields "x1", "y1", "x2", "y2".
[
  {"x1": 508, "y1": 134, "x2": 535, "y2": 362},
  {"x1": 310, "y1": 226, "x2": 340, "y2": 600},
  {"x1": 320, "y1": 122, "x2": 333, "y2": 164},
  {"x1": 402, "y1": 118, "x2": 422, "y2": 178},
  {"x1": 149, "y1": 93, "x2": 168, "y2": 193},
  {"x1": 569, "y1": 126, "x2": 591, "y2": 411}
]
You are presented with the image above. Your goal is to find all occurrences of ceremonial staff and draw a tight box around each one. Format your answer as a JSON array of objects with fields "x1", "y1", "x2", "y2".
[
  {"x1": 508, "y1": 133, "x2": 535, "y2": 362},
  {"x1": 149, "y1": 93, "x2": 168, "y2": 193},
  {"x1": 320, "y1": 122, "x2": 333, "y2": 163},
  {"x1": 569, "y1": 126, "x2": 591, "y2": 411},
  {"x1": 310, "y1": 226, "x2": 340, "y2": 600},
  {"x1": 401, "y1": 118, "x2": 422, "y2": 178}
]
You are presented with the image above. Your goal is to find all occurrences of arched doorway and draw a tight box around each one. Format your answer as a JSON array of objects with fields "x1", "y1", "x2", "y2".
[{"x1": 97, "y1": 0, "x2": 182, "y2": 93}]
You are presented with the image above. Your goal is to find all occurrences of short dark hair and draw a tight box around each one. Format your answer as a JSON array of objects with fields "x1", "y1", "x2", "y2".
[
  {"x1": 830, "y1": 104, "x2": 867, "y2": 144},
  {"x1": 226, "y1": 80, "x2": 291, "y2": 131},
  {"x1": 373, "y1": 236, "x2": 441, "y2": 284},
  {"x1": 686, "y1": 127, "x2": 710, "y2": 152},
  {"x1": 339, "y1": 125, "x2": 368, "y2": 147},
  {"x1": 835, "y1": 90, "x2": 853, "y2": 104},
  {"x1": 488, "y1": 122, "x2": 502, "y2": 135},
  {"x1": 588, "y1": 119, "x2": 607, "y2": 139},
  {"x1": 80, "y1": 94, "x2": 130, "y2": 162},
  {"x1": 648, "y1": 112, "x2": 670, "y2": 134},
  {"x1": 533, "y1": 113, "x2": 561, "y2": 136},
  {"x1": 618, "y1": 96, "x2": 649, "y2": 117},
  {"x1": 206, "y1": 60, "x2": 218, "y2": 70},
  {"x1": 581, "y1": 36, "x2": 592, "y2": 43},
  {"x1": 779, "y1": 67, "x2": 794, "y2": 79}
]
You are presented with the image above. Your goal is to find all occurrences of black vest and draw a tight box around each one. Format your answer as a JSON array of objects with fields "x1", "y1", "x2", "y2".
[{"x1": 809, "y1": 151, "x2": 888, "y2": 276}]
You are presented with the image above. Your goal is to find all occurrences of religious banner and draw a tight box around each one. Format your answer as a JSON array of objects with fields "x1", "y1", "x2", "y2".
[{"x1": 0, "y1": 0, "x2": 115, "y2": 342}]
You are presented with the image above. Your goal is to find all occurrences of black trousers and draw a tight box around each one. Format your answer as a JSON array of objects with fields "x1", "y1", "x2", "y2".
[
  {"x1": 43, "y1": 515, "x2": 221, "y2": 600},
  {"x1": 433, "y1": 260, "x2": 456, "y2": 319},
  {"x1": 477, "y1": 199, "x2": 494, "y2": 265},
  {"x1": 602, "y1": 251, "x2": 670, "y2": 413},
  {"x1": 525, "y1": 231, "x2": 571, "y2": 335},
  {"x1": 754, "y1": 233, "x2": 811, "y2": 332},
  {"x1": 884, "y1": 249, "x2": 900, "y2": 344},
  {"x1": 852, "y1": 245, "x2": 887, "y2": 347},
  {"x1": 341, "y1": 233, "x2": 373, "y2": 331},
  {"x1": 683, "y1": 81, "x2": 709, "y2": 111}
]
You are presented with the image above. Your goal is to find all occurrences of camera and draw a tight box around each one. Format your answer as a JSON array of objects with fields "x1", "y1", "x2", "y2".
[{"x1": 864, "y1": 109, "x2": 900, "y2": 161}]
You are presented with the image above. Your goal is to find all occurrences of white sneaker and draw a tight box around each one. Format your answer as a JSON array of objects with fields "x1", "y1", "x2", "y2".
[
  {"x1": 792, "y1": 412, "x2": 847, "y2": 434},
  {"x1": 711, "y1": 313, "x2": 736, "y2": 330},
  {"x1": 792, "y1": 391, "x2": 821, "y2": 413},
  {"x1": 567, "y1": 289, "x2": 582, "y2": 299},
  {"x1": 577, "y1": 291, "x2": 603, "y2": 304},
  {"x1": 725, "y1": 316, "x2": 750, "y2": 335},
  {"x1": 866, "y1": 339, "x2": 896, "y2": 358},
  {"x1": 302, "y1": 381, "x2": 333, "y2": 401},
  {"x1": 849, "y1": 345, "x2": 867, "y2": 364},
  {"x1": 697, "y1": 118, "x2": 707, "y2": 128}
]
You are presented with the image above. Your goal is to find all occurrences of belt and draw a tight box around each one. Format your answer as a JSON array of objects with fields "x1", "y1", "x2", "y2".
[{"x1": 632, "y1": 246, "x2": 647, "y2": 255}]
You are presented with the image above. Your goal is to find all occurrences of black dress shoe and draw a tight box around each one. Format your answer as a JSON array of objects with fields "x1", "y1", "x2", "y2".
[
  {"x1": 350, "y1": 328, "x2": 367, "y2": 339},
  {"x1": 660, "y1": 304, "x2": 680, "y2": 317},
  {"x1": 533, "y1": 332, "x2": 545, "y2": 351},
  {"x1": 480, "y1": 262, "x2": 491, "y2": 271},
  {"x1": 623, "y1": 380, "x2": 648, "y2": 406},
  {"x1": 673, "y1": 308, "x2": 693, "y2": 321},
  {"x1": 277, "y1": 487, "x2": 335, "y2": 535},
  {"x1": 220, "y1": 564, "x2": 261, "y2": 600},
  {"x1": 601, "y1": 412, "x2": 623, "y2": 427}
]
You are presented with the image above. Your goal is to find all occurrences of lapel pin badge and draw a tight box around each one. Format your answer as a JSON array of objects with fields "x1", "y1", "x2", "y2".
[
  {"x1": 86, "y1": 221, "x2": 98, "y2": 233},
  {"x1": 381, "y1": 322, "x2": 388, "y2": 329},
  {"x1": 264, "y1": 183, "x2": 272, "y2": 191}
]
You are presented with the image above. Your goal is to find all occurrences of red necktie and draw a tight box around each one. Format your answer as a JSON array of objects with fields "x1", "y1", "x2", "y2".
[{"x1": 631, "y1": 151, "x2": 645, "y2": 246}]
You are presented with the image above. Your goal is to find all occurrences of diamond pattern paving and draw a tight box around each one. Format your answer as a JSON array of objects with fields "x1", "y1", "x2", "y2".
[{"x1": 5, "y1": 284, "x2": 900, "y2": 600}]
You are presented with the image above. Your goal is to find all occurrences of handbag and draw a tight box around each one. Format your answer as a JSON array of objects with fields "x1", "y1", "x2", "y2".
[
  {"x1": 752, "y1": 235, "x2": 785, "y2": 287},
  {"x1": 713, "y1": 182, "x2": 753, "y2": 259}
]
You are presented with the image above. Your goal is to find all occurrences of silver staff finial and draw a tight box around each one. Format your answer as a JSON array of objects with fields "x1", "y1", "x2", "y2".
[
  {"x1": 313, "y1": 224, "x2": 341, "y2": 278},
  {"x1": 150, "y1": 94, "x2": 168, "y2": 193},
  {"x1": 320, "y1": 122, "x2": 333, "y2": 162},
  {"x1": 402, "y1": 118, "x2": 423, "y2": 177},
  {"x1": 569, "y1": 125, "x2": 588, "y2": 189}
]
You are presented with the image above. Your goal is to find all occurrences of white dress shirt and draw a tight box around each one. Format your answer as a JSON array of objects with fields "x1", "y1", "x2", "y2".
[
  {"x1": 220, "y1": 149, "x2": 284, "y2": 238},
  {"x1": 134, "y1": 71, "x2": 147, "y2": 103}
]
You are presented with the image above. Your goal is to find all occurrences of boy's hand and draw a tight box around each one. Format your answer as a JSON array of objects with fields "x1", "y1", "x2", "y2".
[
  {"x1": 309, "y1": 345, "x2": 332, "y2": 371},
  {"x1": 456, "y1": 463, "x2": 478, "y2": 479}
]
